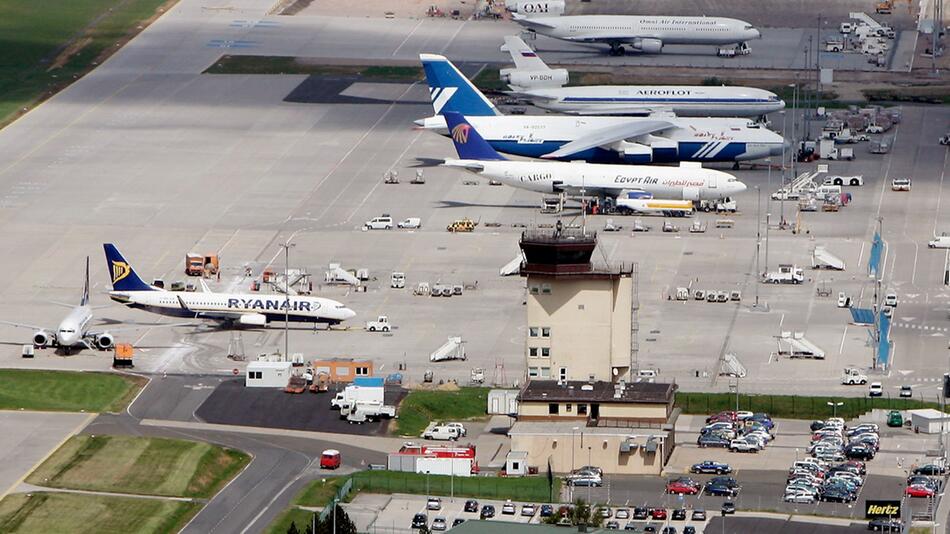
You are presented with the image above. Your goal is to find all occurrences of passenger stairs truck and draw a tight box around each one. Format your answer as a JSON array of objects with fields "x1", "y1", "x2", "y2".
[
  {"x1": 777, "y1": 331, "x2": 826, "y2": 359},
  {"x1": 430, "y1": 336, "x2": 467, "y2": 362},
  {"x1": 812, "y1": 246, "x2": 846, "y2": 270}
]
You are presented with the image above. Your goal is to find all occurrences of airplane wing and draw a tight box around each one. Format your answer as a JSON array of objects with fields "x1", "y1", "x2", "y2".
[
  {"x1": 511, "y1": 13, "x2": 560, "y2": 29},
  {"x1": 0, "y1": 320, "x2": 48, "y2": 331},
  {"x1": 173, "y1": 295, "x2": 244, "y2": 321},
  {"x1": 440, "y1": 159, "x2": 486, "y2": 171},
  {"x1": 85, "y1": 321, "x2": 193, "y2": 335},
  {"x1": 541, "y1": 119, "x2": 675, "y2": 159}
]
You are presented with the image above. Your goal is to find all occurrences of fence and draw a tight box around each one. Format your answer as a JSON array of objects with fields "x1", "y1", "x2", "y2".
[
  {"x1": 677, "y1": 392, "x2": 950, "y2": 421},
  {"x1": 350, "y1": 471, "x2": 558, "y2": 502},
  {"x1": 318, "y1": 477, "x2": 353, "y2": 522}
]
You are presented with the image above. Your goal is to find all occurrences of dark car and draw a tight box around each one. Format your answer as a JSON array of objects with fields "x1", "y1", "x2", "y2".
[
  {"x1": 452, "y1": 518, "x2": 465, "y2": 527},
  {"x1": 539, "y1": 504, "x2": 554, "y2": 517},
  {"x1": 683, "y1": 527, "x2": 696, "y2": 534},
  {"x1": 606, "y1": 521, "x2": 621, "y2": 530},
  {"x1": 412, "y1": 513, "x2": 428, "y2": 529},
  {"x1": 644, "y1": 525, "x2": 658, "y2": 533},
  {"x1": 914, "y1": 464, "x2": 947, "y2": 476},
  {"x1": 906, "y1": 475, "x2": 939, "y2": 489},
  {"x1": 690, "y1": 461, "x2": 732, "y2": 474},
  {"x1": 697, "y1": 435, "x2": 730, "y2": 448},
  {"x1": 661, "y1": 527, "x2": 677, "y2": 534},
  {"x1": 821, "y1": 488, "x2": 854, "y2": 503},
  {"x1": 705, "y1": 483, "x2": 738, "y2": 497},
  {"x1": 464, "y1": 500, "x2": 479, "y2": 513},
  {"x1": 633, "y1": 507, "x2": 650, "y2": 520},
  {"x1": 692, "y1": 509, "x2": 707, "y2": 521},
  {"x1": 671, "y1": 509, "x2": 687, "y2": 521},
  {"x1": 721, "y1": 501, "x2": 736, "y2": 515},
  {"x1": 845, "y1": 445, "x2": 875, "y2": 461},
  {"x1": 810, "y1": 420, "x2": 826, "y2": 431},
  {"x1": 480, "y1": 505, "x2": 495, "y2": 519},
  {"x1": 867, "y1": 519, "x2": 903, "y2": 532},
  {"x1": 624, "y1": 524, "x2": 639, "y2": 532}
]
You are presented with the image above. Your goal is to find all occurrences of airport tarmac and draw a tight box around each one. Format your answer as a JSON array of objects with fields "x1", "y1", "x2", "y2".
[
  {"x1": 0, "y1": 0, "x2": 946, "y2": 398},
  {"x1": 0, "y1": 411, "x2": 93, "y2": 500}
]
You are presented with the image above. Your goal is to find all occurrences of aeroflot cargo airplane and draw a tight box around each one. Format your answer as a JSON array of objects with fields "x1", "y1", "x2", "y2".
[
  {"x1": 499, "y1": 36, "x2": 784, "y2": 117},
  {"x1": 104, "y1": 244, "x2": 356, "y2": 327},
  {"x1": 440, "y1": 112, "x2": 746, "y2": 201},
  {"x1": 512, "y1": 12, "x2": 761, "y2": 56},
  {"x1": 417, "y1": 54, "x2": 785, "y2": 165}
]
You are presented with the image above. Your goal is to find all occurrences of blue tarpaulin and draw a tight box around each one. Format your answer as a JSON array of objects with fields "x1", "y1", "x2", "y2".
[
  {"x1": 850, "y1": 308, "x2": 875, "y2": 325},
  {"x1": 868, "y1": 232, "x2": 883, "y2": 278},
  {"x1": 878, "y1": 311, "x2": 891, "y2": 367}
]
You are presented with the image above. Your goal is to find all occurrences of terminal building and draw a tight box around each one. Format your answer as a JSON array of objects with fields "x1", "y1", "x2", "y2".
[
  {"x1": 509, "y1": 379, "x2": 678, "y2": 475},
  {"x1": 519, "y1": 228, "x2": 635, "y2": 383}
]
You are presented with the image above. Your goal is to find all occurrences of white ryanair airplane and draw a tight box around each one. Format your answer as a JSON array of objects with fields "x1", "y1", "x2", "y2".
[
  {"x1": 499, "y1": 36, "x2": 784, "y2": 118},
  {"x1": 104, "y1": 244, "x2": 356, "y2": 327}
]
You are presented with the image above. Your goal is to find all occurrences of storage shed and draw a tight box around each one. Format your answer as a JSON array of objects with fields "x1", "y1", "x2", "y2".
[
  {"x1": 488, "y1": 389, "x2": 519, "y2": 415},
  {"x1": 908, "y1": 409, "x2": 950, "y2": 434},
  {"x1": 245, "y1": 361, "x2": 293, "y2": 388}
]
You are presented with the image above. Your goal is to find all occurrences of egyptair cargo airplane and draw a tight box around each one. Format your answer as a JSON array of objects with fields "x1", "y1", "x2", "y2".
[
  {"x1": 103, "y1": 244, "x2": 356, "y2": 327},
  {"x1": 439, "y1": 112, "x2": 746, "y2": 201}
]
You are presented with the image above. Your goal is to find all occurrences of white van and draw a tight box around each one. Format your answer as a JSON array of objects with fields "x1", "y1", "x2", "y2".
[
  {"x1": 928, "y1": 236, "x2": 950, "y2": 249},
  {"x1": 398, "y1": 217, "x2": 421, "y2": 229},
  {"x1": 891, "y1": 178, "x2": 911, "y2": 191},
  {"x1": 839, "y1": 22, "x2": 854, "y2": 34},
  {"x1": 423, "y1": 425, "x2": 460, "y2": 441},
  {"x1": 816, "y1": 184, "x2": 842, "y2": 198},
  {"x1": 364, "y1": 215, "x2": 393, "y2": 230}
]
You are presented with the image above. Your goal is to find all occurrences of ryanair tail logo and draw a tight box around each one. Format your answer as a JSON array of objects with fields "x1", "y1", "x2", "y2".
[
  {"x1": 111, "y1": 260, "x2": 131, "y2": 285},
  {"x1": 451, "y1": 124, "x2": 471, "y2": 144}
]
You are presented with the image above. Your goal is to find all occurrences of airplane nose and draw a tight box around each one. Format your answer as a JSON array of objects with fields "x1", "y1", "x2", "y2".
[
  {"x1": 753, "y1": 29, "x2": 762, "y2": 39},
  {"x1": 734, "y1": 181, "x2": 748, "y2": 193},
  {"x1": 342, "y1": 307, "x2": 356, "y2": 321}
]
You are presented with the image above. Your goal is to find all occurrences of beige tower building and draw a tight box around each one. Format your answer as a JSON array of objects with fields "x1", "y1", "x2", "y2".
[{"x1": 520, "y1": 228, "x2": 634, "y2": 383}]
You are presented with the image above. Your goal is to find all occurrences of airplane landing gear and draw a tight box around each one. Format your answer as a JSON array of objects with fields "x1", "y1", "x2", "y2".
[{"x1": 608, "y1": 43, "x2": 626, "y2": 56}]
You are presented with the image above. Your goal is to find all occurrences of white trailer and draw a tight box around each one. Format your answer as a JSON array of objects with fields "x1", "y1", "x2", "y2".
[
  {"x1": 430, "y1": 336, "x2": 466, "y2": 362},
  {"x1": 929, "y1": 236, "x2": 950, "y2": 249},
  {"x1": 841, "y1": 367, "x2": 868, "y2": 385},
  {"x1": 812, "y1": 246, "x2": 846, "y2": 270}
]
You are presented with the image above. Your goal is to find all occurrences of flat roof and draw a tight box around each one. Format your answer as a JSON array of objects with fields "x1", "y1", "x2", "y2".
[
  {"x1": 909, "y1": 409, "x2": 950, "y2": 420},
  {"x1": 509, "y1": 421, "x2": 670, "y2": 438},
  {"x1": 518, "y1": 380, "x2": 675, "y2": 404},
  {"x1": 247, "y1": 361, "x2": 293, "y2": 369}
]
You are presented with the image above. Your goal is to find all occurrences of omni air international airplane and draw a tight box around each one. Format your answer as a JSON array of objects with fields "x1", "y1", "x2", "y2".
[
  {"x1": 416, "y1": 54, "x2": 785, "y2": 165},
  {"x1": 104, "y1": 244, "x2": 356, "y2": 327},
  {"x1": 439, "y1": 112, "x2": 746, "y2": 201}
]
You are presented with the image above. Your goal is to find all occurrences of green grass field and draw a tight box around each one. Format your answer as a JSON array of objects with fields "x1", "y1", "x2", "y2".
[
  {"x1": 0, "y1": 369, "x2": 144, "y2": 412},
  {"x1": 204, "y1": 55, "x2": 423, "y2": 81},
  {"x1": 677, "y1": 392, "x2": 948, "y2": 421},
  {"x1": 0, "y1": 492, "x2": 200, "y2": 534},
  {"x1": 0, "y1": 0, "x2": 174, "y2": 127},
  {"x1": 394, "y1": 387, "x2": 489, "y2": 436},
  {"x1": 294, "y1": 477, "x2": 347, "y2": 507},
  {"x1": 27, "y1": 435, "x2": 249, "y2": 498}
]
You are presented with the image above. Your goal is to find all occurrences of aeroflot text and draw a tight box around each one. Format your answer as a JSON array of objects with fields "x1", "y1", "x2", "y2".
[{"x1": 226, "y1": 298, "x2": 318, "y2": 311}]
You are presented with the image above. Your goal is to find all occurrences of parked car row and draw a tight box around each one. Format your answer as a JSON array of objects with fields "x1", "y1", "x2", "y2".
[
  {"x1": 905, "y1": 463, "x2": 946, "y2": 498},
  {"x1": 808, "y1": 418, "x2": 878, "y2": 462},
  {"x1": 784, "y1": 455, "x2": 867, "y2": 504},
  {"x1": 697, "y1": 411, "x2": 775, "y2": 453}
]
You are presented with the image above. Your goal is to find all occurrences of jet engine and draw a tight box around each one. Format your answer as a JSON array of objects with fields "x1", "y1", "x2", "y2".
[
  {"x1": 633, "y1": 38, "x2": 663, "y2": 54},
  {"x1": 616, "y1": 142, "x2": 653, "y2": 164},
  {"x1": 500, "y1": 68, "x2": 569, "y2": 89},
  {"x1": 507, "y1": 0, "x2": 565, "y2": 15},
  {"x1": 32, "y1": 330, "x2": 51, "y2": 348},
  {"x1": 238, "y1": 314, "x2": 268, "y2": 326},
  {"x1": 95, "y1": 333, "x2": 115, "y2": 350}
]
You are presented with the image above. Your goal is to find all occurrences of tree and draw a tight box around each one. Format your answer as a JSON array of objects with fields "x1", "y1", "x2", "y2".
[
  {"x1": 287, "y1": 521, "x2": 300, "y2": 534},
  {"x1": 314, "y1": 505, "x2": 357, "y2": 534}
]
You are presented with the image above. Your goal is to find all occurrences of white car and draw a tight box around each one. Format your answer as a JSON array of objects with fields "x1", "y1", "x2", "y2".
[
  {"x1": 431, "y1": 517, "x2": 447, "y2": 531},
  {"x1": 427, "y1": 497, "x2": 442, "y2": 510},
  {"x1": 364, "y1": 215, "x2": 394, "y2": 230},
  {"x1": 837, "y1": 292, "x2": 851, "y2": 308},
  {"x1": 730, "y1": 439, "x2": 759, "y2": 453},
  {"x1": 868, "y1": 382, "x2": 883, "y2": 397},
  {"x1": 884, "y1": 293, "x2": 898, "y2": 307},
  {"x1": 891, "y1": 178, "x2": 911, "y2": 191},
  {"x1": 398, "y1": 217, "x2": 421, "y2": 229},
  {"x1": 784, "y1": 491, "x2": 817, "y2": 504}
]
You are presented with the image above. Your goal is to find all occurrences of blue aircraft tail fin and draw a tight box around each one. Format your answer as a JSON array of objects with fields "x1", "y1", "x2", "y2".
[
  {"x1": 81, "y1": 256, "x2": 90, "y2": 306},
  {"x1": 443, "y1": 112, "x2": 507, "y2": 161},
  {"x1": 103, "y1": 244, "x2": 155, "y2": 292},
  {"x1": 420, "y1": 54, "x2": 500, "y2": 117}
]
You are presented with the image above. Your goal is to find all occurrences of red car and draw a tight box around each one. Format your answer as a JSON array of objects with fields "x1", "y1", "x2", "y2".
[
  {"x1": 706, "y1": 412, "x2": 737, "y2": 423},
  {"x1": 905, "y1": 485, "x2": 935, "y2": 498},
  {"x1": 650, "y1": 508, "x2": 668, "y2": 520},
  {"x1": 666, "y1": 481, "x2": 700, "y2": 495}
]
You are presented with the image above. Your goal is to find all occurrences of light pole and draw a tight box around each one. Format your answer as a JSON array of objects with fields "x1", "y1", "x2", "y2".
[
  {"x1": 780, "y1": 110, "x2": 787, "y2": 228},
  {"x1": 827, "y1": 401, "x2": 844, "y2": 418},
  {"x1": 572, "y1": 426, "x2": 578, "y2": 472},
  {"x1": 765, "y1": 212, "x2": 771, "y2": 275},
  {"x1": 755, "y1": 186, "x2": 761, "y2": 308},
  {"x1": 587, "y1": 446, "x2": 592, "y2": 503},
  {"x1": 279, "y1": 241, "x2": 295, "y2": 361}
]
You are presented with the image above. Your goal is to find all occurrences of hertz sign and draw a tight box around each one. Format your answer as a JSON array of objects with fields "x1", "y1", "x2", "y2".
[{"x1": 865, "y1": 500, "x2": 901, "y2": 519}]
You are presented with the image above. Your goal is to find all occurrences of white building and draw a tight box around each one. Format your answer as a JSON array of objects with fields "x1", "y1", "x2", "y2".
[{"x1": 245, "y1": 361, "x2": 293, "y2": 388}]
